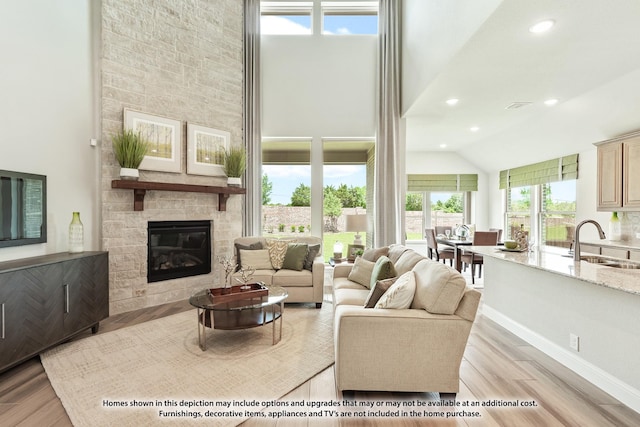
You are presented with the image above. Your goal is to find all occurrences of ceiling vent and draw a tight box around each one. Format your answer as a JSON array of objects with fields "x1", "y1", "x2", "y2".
[{"x1": 505, "y1": 102, "x2": 533, "y2": 110}]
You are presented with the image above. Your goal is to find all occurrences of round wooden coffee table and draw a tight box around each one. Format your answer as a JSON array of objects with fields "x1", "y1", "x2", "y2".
[{"x1": 189, "y1": 285, "x2": 288, "y2": 350}]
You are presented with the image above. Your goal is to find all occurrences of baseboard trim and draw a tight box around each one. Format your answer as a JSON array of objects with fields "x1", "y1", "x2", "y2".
[{"x1": 482, "y1": 304, "x2": 640, "y2": 414}]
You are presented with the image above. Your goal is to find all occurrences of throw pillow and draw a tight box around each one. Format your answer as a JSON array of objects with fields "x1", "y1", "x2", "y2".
[
  {"x1": 364, "y1": 277, "x2": 397, "y2": 308},
  {"x1": 238, "y1": 249, "x2": 273, "y2": 270},
  {"x1": 362, "y1": 246, "x2": 390, "y2": 262},
  {"x1": 375, "y1": 270, "x2": 416, "y2": 309},
  {"x1": 368, "y1": 255, "x2": 397, "y2": 289},
  {"x1": 347, "y1": 257, "x2": 376, "y2": 288},
  {"x1": 303, "y1": 243, "x2": 321, "y2": 271},
  {"x1": 282, "y1": 243, "x2": 308, "y2": 271},
  {"x1": 234, "y1": 242, "x2": 263, "y2": 271},
  {"x1": 265, "y1": 239, "x2": 292, "y2": 270}
]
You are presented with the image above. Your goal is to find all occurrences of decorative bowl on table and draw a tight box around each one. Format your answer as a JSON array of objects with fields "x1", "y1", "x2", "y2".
[{"x1": 503, "y1": 240, "x2": 518, "y2": 250}]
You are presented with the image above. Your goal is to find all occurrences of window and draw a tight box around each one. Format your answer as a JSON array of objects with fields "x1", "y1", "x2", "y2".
[
  {"x1": 405, "y1": 174, "x2": 477, "y2": 240},
  {"x1": 261, "y1": 139, "x2": 312, "y2": 236},
  {"x1": 261, "y1": 2, "x2": 313, "y2": 35},
  {"x1": 406, "y1": 191, "x2": 469, "y2": 240},
  {"x1": 541, "y1": 180, "x2": 576, "y2": 249},
  {"x1": 322, "y1": 139, "x2": 373, "y2": 260},
  {"x1": 505, "y1": 186, "x2": 532, "y2": 241},
  {"x1": 500, "y1": 154, "x2": 578, "y2": 249},
  {"x1": 504, "y1": 180, "x2": 577, "y2": 250},
  {"x1": 321, "y1": 1, "x2": 378, "y2": 35}
]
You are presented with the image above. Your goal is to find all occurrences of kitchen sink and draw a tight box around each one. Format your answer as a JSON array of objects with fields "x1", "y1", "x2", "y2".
[
  {"x1": 580, "y1": 255, "x2": 640, "y2": 269},
  {"x1": 580, "y1": 255, "x2": 613, "y2": 264},
  {"x1": 607, "y1": 262, "x2": 640, "y2": 269}
]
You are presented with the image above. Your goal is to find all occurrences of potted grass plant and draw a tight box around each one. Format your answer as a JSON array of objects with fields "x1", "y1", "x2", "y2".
[
  {"x1": 112, "y1": 129, "x2": 149, "y2": 180},
  {"x1": 223, "y1": 145, "x2": 246, "y2": 186}
]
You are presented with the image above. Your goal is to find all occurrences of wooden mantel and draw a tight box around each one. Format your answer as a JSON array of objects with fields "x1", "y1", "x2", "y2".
[{"x1": 111, "y1": 180, "x2": 246, "y2": 211}]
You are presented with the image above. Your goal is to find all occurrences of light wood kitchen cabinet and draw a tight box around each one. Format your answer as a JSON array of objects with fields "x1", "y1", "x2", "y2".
[
  {"x1": 623, "y1": 137, "x2": 640, "y2": 208},
  {"x1": 595, "y1": 132, "x2": 640, "y2": 211}
]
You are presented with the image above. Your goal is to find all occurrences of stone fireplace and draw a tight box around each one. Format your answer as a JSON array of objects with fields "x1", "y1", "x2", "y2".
[
  {"x1": 99, "y1": 0, "x2": 244, "y2": 315},
  {"x1": 147, "y1": 220, "x2": 212, "y2": 283}
]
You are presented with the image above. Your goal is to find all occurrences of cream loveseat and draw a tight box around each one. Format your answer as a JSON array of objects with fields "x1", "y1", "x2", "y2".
[
  {"x1": 233, "y1": 236, "x2": 325, "y2": 308},
  {"x1": 332, "y1": 244, "x2": 481, "y2": 396}
]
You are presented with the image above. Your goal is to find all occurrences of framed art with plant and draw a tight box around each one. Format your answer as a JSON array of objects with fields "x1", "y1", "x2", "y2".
[
  {"x1": 186, "y1": 123, "x2": 229, "y2": 176},
  {"x1": 124, "y1": 109, "x2": 182, "y2": 173}
]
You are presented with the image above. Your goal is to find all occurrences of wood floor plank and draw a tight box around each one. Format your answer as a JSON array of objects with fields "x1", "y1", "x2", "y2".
[
  {"x1": 517, "y1": 345, "x2": 620, "y2": 405},
  {"x1": 460, "y1": 359, "x2": 564, "y2": 427}
]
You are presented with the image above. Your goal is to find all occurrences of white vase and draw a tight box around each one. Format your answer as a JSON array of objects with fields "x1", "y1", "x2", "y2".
[
  {"x1": 120, "y1": 167, "x2": 139, "y2": 180},
  {"x1": 227, "y1": 176, "x2": 241, "y2": 186}
]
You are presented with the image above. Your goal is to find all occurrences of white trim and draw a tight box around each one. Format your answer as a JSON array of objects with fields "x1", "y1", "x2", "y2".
[{"x1": 483, "y1": 305, "x2": 640, "y2": 414}]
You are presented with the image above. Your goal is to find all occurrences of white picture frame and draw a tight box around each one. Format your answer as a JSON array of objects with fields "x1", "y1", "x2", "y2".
[
  {"x1": 186, "y1": 123, "x2": 230, "y2": 176},
  {"x1": 124, "y1": 109, "x2": 182, "y2": 173}
]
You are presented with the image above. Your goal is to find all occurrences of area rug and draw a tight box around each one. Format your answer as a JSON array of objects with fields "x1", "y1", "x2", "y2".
[{"x1": 41, "y1": 303, "x2": 334, "y2": 427}]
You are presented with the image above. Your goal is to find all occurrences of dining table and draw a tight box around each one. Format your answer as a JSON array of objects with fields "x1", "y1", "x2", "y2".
[{"x1": 436, "y1": 236, "x2": 473, "y2": 272}]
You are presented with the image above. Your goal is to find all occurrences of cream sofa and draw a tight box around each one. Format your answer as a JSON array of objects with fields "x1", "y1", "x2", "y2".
[
  {"x1": 233, "y1": 236, "x2": 325, "y2": 308},
  {"x1": 332, "y1": 244, "x2": 481, "y2": 396}
]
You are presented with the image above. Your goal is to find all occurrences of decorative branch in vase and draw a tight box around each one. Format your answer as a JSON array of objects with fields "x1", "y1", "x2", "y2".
[
  {"x1": 217, "y1": 255, "x2": 237, "y2": 291},
  {"x1": 236, "y1": 265, "x2": 256, "y2": 290}
]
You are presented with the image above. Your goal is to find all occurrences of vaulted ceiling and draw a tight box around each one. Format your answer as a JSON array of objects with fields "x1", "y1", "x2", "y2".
[{"x1": 402, "y1": 0, "x2": 640, "y2": 171}]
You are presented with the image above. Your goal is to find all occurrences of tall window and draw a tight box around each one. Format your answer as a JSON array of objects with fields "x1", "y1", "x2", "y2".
[
  {"x1": 261, "y1": 139, "x2": 312, "y2": 236},
  {"x1": 322, "y1": 139, "x2": 373, "y2": 260}
]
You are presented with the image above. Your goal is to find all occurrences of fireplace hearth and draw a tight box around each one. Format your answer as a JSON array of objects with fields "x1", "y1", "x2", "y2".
[{"x1": 147, "y1": 220, "x2": 212, "y2": 283}]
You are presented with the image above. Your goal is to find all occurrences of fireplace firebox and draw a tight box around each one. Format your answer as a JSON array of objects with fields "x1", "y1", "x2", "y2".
[{"x1": 147, "y1": 220, "x2": 211, "y2": 283}]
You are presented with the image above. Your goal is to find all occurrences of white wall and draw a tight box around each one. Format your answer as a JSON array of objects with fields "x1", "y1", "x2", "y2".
[
  {"x1": 261, "y1": 35, "x2": 376, "y2": 137},
  {"x1": 0, "y1": 0, "x2": 99, "y2": 262}
]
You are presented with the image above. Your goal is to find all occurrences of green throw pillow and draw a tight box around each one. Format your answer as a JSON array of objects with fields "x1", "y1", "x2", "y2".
[
  {"x1": 282, "y1": 243, "x2": 308, "y2": 271},
  {"x1": 369, "y1": 256, "x2": 397, "y2": 289},
  {"x1": 303, "y1": 244, "x2": 321, "y2": 271}
]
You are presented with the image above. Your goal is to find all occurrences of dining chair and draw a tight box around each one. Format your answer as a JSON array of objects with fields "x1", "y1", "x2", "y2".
[
  {"x1": 425, "y1": 228, "x2": 455, "y2": 266},
  {"x1": 435, "y1": 225, "x2": 450, "y2": 237},
  {"x1": 460, "y1": 231, "x2": 499, "y2": 284},
  {"x1": 489, "y1": 228, "x2": 503, "y2": 242}
]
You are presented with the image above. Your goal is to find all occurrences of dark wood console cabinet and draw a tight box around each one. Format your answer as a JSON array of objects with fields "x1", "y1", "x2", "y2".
[{"x1": 0, "y1": 251, "x2": 108, "y2": 373}]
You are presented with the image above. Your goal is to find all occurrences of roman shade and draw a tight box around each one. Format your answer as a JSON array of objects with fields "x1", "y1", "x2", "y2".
[
  {"x1": 499, "y1": 154, "x2": 579, "y2": 189},
  {"x1": 407, "y1": 174, "x2": 478, "y2": 192}
]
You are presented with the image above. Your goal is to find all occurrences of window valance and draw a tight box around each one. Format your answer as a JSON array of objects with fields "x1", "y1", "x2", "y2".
[
  {"x1": 407, "y1": 174, "x2": 478, "y2": 192},
  {"x1": 499, "y1": 154, "x2": 578, "y2": 189}
]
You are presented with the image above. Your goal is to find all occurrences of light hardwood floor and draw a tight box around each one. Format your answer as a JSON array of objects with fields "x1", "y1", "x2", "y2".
[{"x1": 1, "y1": 289, "x2": 639, "y2": 426}]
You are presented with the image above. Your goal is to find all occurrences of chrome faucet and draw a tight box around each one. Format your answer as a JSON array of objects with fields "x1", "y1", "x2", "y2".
[{"x1": 573, "y1": 219, "x2": 606, "y2": 261}]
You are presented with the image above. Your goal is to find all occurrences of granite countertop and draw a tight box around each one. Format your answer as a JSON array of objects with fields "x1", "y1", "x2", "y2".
[
  {"x1": 466, "y1": 246, "x2": 640, "y2": 296},
  {"x1": 581, "y1": 239, "x2": 640, "y2": 251}
]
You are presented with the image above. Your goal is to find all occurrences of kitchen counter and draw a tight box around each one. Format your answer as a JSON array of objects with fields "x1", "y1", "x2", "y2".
[
  {"x1": 581, "y1": 239, "x2": 640, "y2": 251},
  {"x1": 466, "y1": 246, "x2": 640, "y2": 295},
  {"x1": 470, "y1": 245, "x2": 640, "y2": 412}
]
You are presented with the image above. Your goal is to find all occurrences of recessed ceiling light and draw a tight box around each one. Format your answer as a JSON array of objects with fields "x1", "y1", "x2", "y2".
[
  {"x1": 529, "y1": 19, "x2": 555, "y2": 33},
  {"x1": 470, "y1": 126, "x2": 480, "y2": 132},
  {"x1": 446, "y1": 98, "x2": 459, "y2": 106},
  {"x1": 439, "y1": 143, "x2": 447, "y2": 148},
  {"x1": 544, "y1": 98, "x2": 559, "y2": 106}
]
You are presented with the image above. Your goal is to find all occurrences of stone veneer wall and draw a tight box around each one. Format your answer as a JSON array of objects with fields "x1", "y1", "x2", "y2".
[{"x1": 101, "y1": 0, "x2": 243, "y2": 314}]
